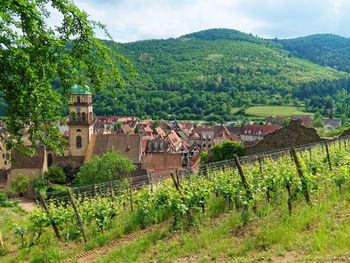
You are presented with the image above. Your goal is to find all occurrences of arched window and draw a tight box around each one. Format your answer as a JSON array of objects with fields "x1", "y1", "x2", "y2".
[
  {"x1": 77, "y1": 96, "x2": 80, "y2": 103},
  {"x1": 47, "y1": 153, "x2": 53, "y2": 167},
  {"x1": 76, "y1": 136, "x2": 82, "y2": 149},
  {"x1": 77, "y1": 112, "x2": 81, "y2": 121},
  {"x1": 82, "y1": 112, "x2": 86, "y2": 122}
]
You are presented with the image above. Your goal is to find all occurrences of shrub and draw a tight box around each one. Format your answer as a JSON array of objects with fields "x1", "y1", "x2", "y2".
[
  {"x1": 32, "y1": 176, "x2": 48, "y2": 193},
  {"x1": 11, "y1": 173, "x2": 31, "y2": 196},
  {"x1": 60, "y1": 163, "x2": 81, "y2": 184},
  {"x1": 74, "y1": 149, "x2": 135, "y2": 186},
  {"x1": 46, "y1": 166, "x2": 66, "y2": 184},
  {"x1": 0, "y1": 191, "x2": 8, "y2": 207}
]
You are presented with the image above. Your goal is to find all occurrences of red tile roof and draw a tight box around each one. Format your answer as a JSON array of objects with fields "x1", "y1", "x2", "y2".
[
  {"x1": 290, "y1": 115, "x2": 313, "y2": 125},
  {"x1": 166, "y1": 130, "x2": 182, "y2": 147},
  {"x1": 241, "y1": 125, "x2": 281, "y2": 136},
  {"x1": 141, "y1": 153, "x2": 182, "y2": 173}
]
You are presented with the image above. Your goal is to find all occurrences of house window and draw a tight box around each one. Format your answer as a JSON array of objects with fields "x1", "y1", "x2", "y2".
[
  {"x1": 77, "y1": 96, "x2": 80, "y2": 103},
  {"x1": 82, "y1": 112, "x2": 86, "y2": 122},
  {"x1": 77, "y1": 129, "x2": 81, "y2": 132},
  {"x1": 76, "y1": 136, "x2": 82, "y2": 149},
  {"x1": 6, "y1": 153, "x2": 10, "y2": 160},
  {"x1": 47, "y1": 153, "x2": 53, "y2": 167}
]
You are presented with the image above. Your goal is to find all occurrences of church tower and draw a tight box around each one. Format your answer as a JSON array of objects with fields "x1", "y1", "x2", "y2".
[{"x1": 68, "y1": 85, "x2": 94, "y2": 162}]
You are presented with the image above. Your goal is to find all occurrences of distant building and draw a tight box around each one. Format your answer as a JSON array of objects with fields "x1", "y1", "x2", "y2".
[
  {"x1": 240, "y1": 125, "x2": 281, "y2": 142},
  {"x1": 322, "y1": 118, "x2": 342, "y2": 131},
  {"x1": 290, "y1": 115, "x2": 313, "y2": 126}
]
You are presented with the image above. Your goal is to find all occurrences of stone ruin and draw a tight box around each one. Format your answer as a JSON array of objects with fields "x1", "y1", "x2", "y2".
[{"x1": 246, "y1": 120, "x2": 323, "y2": 155}]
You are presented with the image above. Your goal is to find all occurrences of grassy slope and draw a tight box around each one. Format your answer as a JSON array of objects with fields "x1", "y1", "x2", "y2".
[
  {"x1": 95, "y1": 182, "x2": 350, "y2": 263},
  {"x1": 2, "y1": 182, "x2": 349, "y2": 263}
]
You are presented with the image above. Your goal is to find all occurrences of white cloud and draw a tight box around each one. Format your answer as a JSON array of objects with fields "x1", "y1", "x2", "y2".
[{"x1": 74, "y1": 0, "x2": 350, "y2": 42}]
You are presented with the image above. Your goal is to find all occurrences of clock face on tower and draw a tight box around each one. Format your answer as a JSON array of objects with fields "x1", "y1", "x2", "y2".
[{"x1": 77, "y1": 107, "x2": 81, "y2": 112}]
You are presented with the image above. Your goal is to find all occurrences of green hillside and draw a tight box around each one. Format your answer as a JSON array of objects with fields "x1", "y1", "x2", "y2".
[
  {"x1": 280, "y1": 34, "x2": 350, "y2": 73},
  {"x1": 2, "y1": 29, "x2": 350, "y2": 122},
  {"x1": 92, "y1": 29, "x2": 350, "y2": 121}
]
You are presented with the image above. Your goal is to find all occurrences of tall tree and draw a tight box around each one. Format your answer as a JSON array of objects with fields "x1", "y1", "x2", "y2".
[{"x1": 0, "y1": 0, "x2": 132, "y2": 155}]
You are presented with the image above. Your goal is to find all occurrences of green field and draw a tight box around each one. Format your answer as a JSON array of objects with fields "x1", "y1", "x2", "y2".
[{"x1": 245, "y1": 106, "x2": 314, "y2": 117}]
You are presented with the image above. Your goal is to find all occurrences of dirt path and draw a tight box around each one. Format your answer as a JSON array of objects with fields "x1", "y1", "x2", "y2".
[
  {"x1": 59, "y1": 223, "x2": 164, "y2": 263},
  {"x1": 17, "y1": 200, "x2": 35, "y2": 212}
]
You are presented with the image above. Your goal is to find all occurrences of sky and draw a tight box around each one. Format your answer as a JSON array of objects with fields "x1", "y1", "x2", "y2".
[{"x1": 74, "y1": 0, "x2": 350, "y2": 43}]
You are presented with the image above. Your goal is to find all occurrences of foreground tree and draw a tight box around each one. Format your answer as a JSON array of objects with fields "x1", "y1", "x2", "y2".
[
  {"x1": 74, "y1": 150, "x2": 135, "y2": 186},
  {"x1": 0, "y1": 0, "x2": 132, "y2": 155}
]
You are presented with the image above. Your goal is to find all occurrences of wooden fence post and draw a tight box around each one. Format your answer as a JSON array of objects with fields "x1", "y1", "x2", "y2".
[
  {"x1": 325, "y1": 144, "x2": 332, "y2": 171},
  {"x1": 290, "y1": 148, "x2": 311, "y2": 205},
  {"x1": 67, "y1": 189, "x2": 87, "y2": 244},
  {"x1": 129, "y1": 177, "x2": 134, "y2": 212},
  {"x1": 38, "y1": 192, "x2": 61, "y2": 239},
  {"x1": 233, "y1": 154, "x2": 256, "y2": 213}
]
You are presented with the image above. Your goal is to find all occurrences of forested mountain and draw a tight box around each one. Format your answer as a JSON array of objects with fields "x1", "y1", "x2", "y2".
[
  {"x1": 3, "y1": 29, "x2": 350, "y2": 122},
  {"x1": 279, "y1": 34, "x2": 350, "y2": 73},
  {"x1": 92, "y1": 29, "x2": 350, "y2": 121}
]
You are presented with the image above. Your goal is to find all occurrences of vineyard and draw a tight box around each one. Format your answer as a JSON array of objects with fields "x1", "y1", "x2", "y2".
[{"x1": 1, "y1": 138, "x2": 350, "y2": 262}]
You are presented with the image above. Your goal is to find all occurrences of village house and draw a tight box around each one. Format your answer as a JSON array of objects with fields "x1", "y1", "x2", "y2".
[
  {"x1": 290, "y1": 115, "x2": 313, "y2": 126},
  {"x1": 322, "y1": 118, "x2": 342, "y2": 131}
]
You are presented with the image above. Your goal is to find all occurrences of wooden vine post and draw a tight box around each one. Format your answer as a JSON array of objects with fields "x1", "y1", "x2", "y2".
[
  {"x1": 38, "y1": 192, "x2": 61, "y2": 239},
  {"x1": 233, "y1": 154, "x2": 256, "y2": 213},
  {"x1": 290, "y1": 148, "x2": 311, "y2": 205},
  {"x1": 176, "y1": 170, "x2": 180, "y2": 187},
  {"x1": 170, "y1": 172, "x2": 191, "y2": 215},
  {"x1": 147, "y1": 172, "x2": 153, "y2": 193},
  {"x1": 258, "y1": 156, "x2": 263, "y2": 174},
  {"x1": 0, "y1": 231, "x2": 4, "y2": 249},
  {"x1": 67, "y1": 189, "x2": 87, "y2": 244},
  {"x1": 308, "y1": 148, "x2": 312, "y2": 161},
  {"x1": 129, "y1": 177, "x2": 134, "y2": 212},
  {"x1": 325, "y1": 143, "x2": 332, "y2": 171}
]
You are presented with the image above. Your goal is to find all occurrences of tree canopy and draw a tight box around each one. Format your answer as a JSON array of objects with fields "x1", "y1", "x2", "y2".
[
  {"x1": 74, "y1": 150, "x2": 135, "y2": 186},
  {"x1": 0, "y1": 0, "x2": 132, "y2": 155},
  {"x1": 200, "y1": 140, "x2": 246, "y2": 164}
]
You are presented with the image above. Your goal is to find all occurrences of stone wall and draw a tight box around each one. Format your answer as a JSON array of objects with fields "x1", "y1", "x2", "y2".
[{"x1": 246, "y1": 120, "x2": 322, "y2": 155}]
